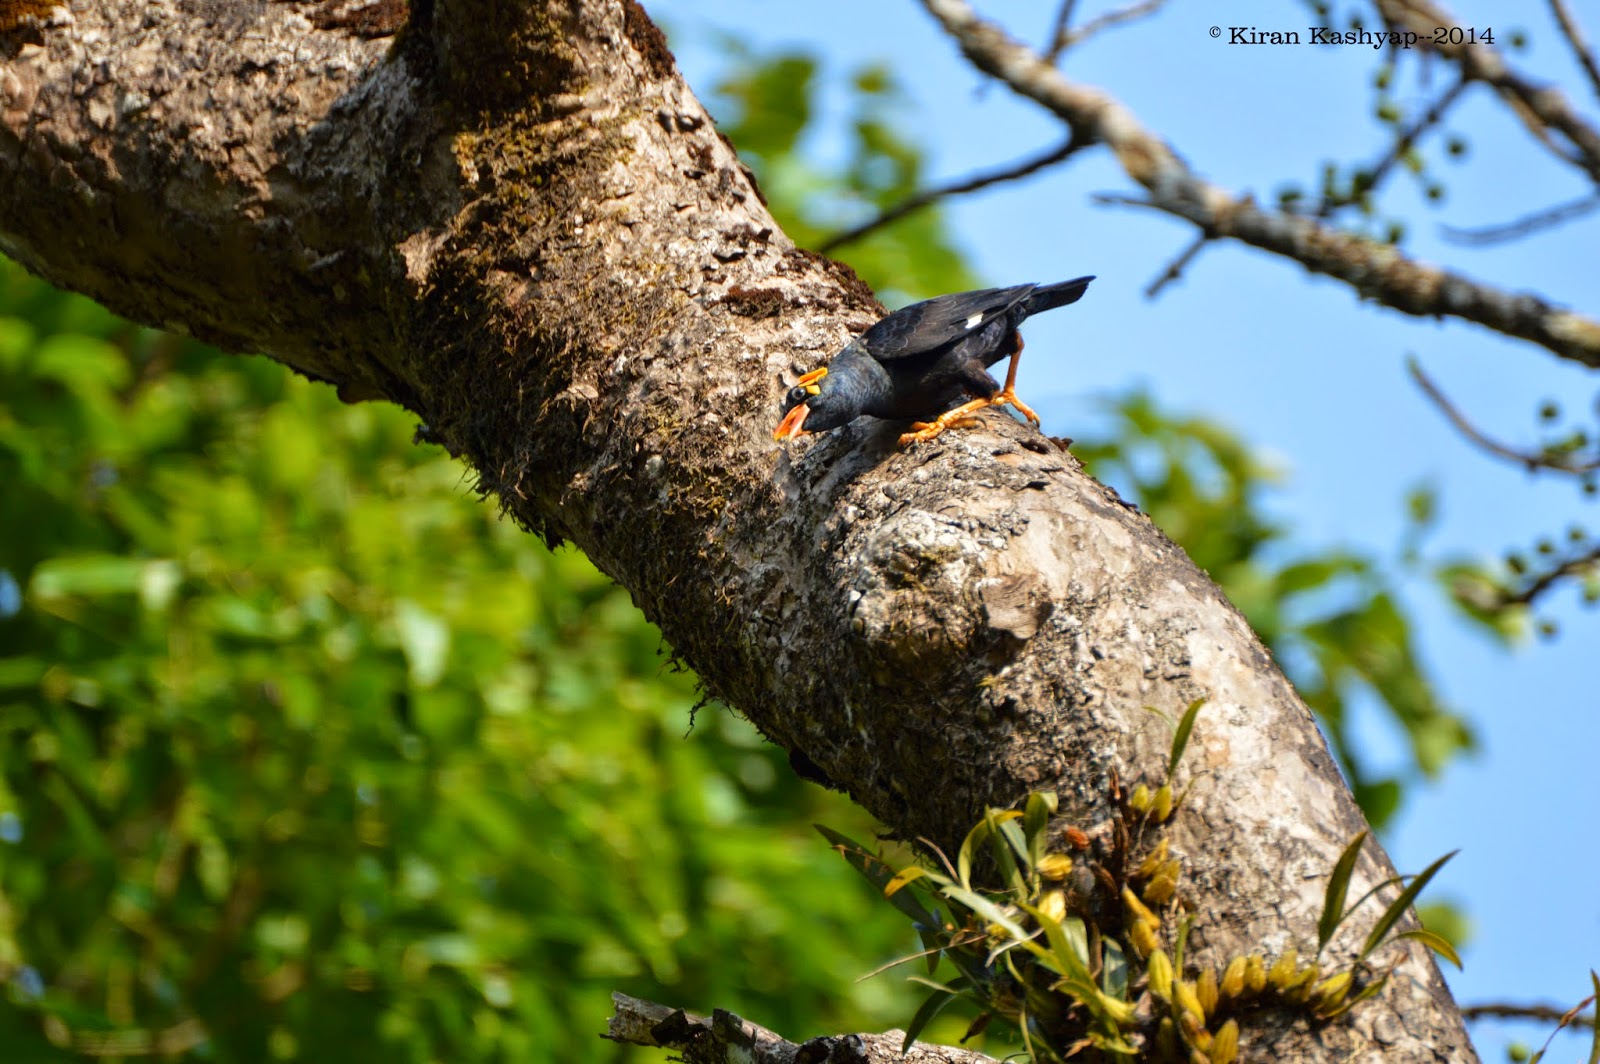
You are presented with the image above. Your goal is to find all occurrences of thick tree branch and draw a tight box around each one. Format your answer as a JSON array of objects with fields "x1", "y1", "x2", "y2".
[
  {"x1": 0, "y1": 1, "x2": 1473, "y2": 1058},
  {"x1": 605, "y1": 993, "x2": 1001, "y2": 1063},
  {"x1": 919, "y1": 0, "x2": 1600, "y2": 370}
]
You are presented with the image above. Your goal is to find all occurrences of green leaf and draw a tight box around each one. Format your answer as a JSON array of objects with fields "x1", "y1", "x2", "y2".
[
  {"x1": 30, "y1": 554, "x2": 154, "y2": 599},
  {"x1": 816, "y1": 825, "x2": 940, "y2": 928},
  {"x1": 1019, "y1": 902, "x2": 1094, "y2": 995},
  {"x1": 1318, "y1": 830, "x2": 1367, "y2": 954},
  {"x1": 395, "y1": 599, "x2": 450, "y2": 688},
  {"x1": 1359, "y1": 850, "x2": 1459, "y2": 963},
  {"x1": 1168, "y1": 698, "x2": 1205, "y2": 778},
  {"x1": 901, "y1": 980, "x2": 962, "y2": 1053},
  {"x1": 956, "y1": 815, "x2": 989, "y2": 891},
  {"x1": 942, "y1": 886, "x2": 1032, "y2": 947},
  {"x1": 1392, "y1": 928, "x2": 1462, "y2": 969},
  {"x1": 991, "y1": 810, "x2": 1030, "y2": 897},
  {"x1": 1023, "y1": 790, "x2": 1056, "y2": 868}
]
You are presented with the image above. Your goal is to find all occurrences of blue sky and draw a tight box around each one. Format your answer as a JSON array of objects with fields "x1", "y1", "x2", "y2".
[{"x1": 651, "y1": 0, "x2": 1599, "y2": 1054}]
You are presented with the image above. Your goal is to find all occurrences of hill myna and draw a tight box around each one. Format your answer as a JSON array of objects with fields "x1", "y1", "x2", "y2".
[{"x1": 774, "y1": 277, "x2": 1094, "y2": 447}]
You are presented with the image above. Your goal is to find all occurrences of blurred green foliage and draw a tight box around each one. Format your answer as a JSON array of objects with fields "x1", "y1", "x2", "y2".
[
  {"x1": 707, "y1": 39, "x2": 980, "y2": 307},
  {"x1": 0, "y1": 259, "x2": 922, "y2": 1061},
  {"x1": 0, "y1": 33, "x2": 1472, "y2": 1064}
]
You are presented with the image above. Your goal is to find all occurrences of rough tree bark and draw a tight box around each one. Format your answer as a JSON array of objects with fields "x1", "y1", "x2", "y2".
[{"x1": 0, "y1": 1, "x2": 1474, "y2": 1060}]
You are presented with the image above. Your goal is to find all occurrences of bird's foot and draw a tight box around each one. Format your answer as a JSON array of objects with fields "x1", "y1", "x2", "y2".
[
  {"x1": 992, "y1": 388, "x2": 1041, "y2": 428},
  {"x1": 897, "y1": 400, "x2": 991, "y2": 447}
]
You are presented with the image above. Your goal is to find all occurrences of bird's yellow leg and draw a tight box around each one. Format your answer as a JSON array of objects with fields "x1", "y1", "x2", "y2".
[
  {"x1": 897, "y1": 397, "x2": 992, "y2": 447},
  {"x1": 991, "y1": 332, "x2": 1040, "y2": 427}
]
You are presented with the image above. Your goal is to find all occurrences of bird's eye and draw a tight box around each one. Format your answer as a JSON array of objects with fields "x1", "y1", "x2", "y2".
[{"x1": 786, "y1": 385, "x2": 810, "y2": 406}]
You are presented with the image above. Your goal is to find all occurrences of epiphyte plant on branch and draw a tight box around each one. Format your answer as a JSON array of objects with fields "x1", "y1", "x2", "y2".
[{"x1": 822, "y1": 701, "x2": 1461, "y2": 1062}]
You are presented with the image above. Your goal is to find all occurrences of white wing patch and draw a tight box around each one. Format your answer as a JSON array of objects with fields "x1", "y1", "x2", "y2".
[{"x1": 964, "y1": 312, "x2": 984, "y2": 329}]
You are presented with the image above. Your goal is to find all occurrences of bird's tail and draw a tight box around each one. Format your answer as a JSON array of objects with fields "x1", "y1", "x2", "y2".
[{"x1": 1023, "y1": 276, "x2": 1095, "y2": 316}]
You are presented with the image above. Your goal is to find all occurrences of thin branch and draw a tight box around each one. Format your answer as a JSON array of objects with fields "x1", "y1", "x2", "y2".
[
  {"x1": 920, "y1": 0, "x2": 1600, "y2": 368},
  {"x1": 1315, "y1": 76, "x2": 1469, "y2": 219},
  {"x1": 1503, "y1": 542, "x2": 1600, "y2": 608},
  {"x1": 817, "y1": 135, "x2": 1084, "y2": 253},
  {"x1": 1043, "y1": 0, "x2": 1078, "y2": 62},
  {"x1": 1144, "y1": 233, "x2": 1209, "y2": 297},
  {"x1": 1407, "y1": 357, "x2": 1600, "y2": 475},
  {"x1": 1549, "y1": 0, "x2": 1600, "y2": 104},
  {"x1": 1441, "y1": 191, "x2": 1600, "y2": 246},
  {"x1": 1048, "y1": 0, "x2": 1166, "y2": 57},
  {"x1": 1462, "y1": 1000, "x2": 1596, "y2": 1027}
]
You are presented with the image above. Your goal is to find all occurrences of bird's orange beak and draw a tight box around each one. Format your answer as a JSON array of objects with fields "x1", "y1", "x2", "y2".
[{"x1": 774, "y1": 403, "x2": 810, "y2": 441}]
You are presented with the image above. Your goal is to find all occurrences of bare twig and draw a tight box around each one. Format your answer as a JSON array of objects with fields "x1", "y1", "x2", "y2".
[
  {"x1": 1145, "y1": 233, "x2": 1209, "y2": 297},
  {"x1": 1315, "y1": 76, "x2": 1469, "y2": 218},
  {"x1": 1407, "y1": 357, "x2": 1600, "y2": 475},
  {"x1": 919, "y1": 0, "x2": 1600, "y2": 368},
  {"x1": 1043, "y1": 0, "x2": 1078, "y2": 62},
  {"x1": 1462, "y1": 1000, "x2": 1597, "y2": 1028},
  {"x1": 1440, "y1": 191, "x2": 1600, "y2": 246},
  {"x1": 1048, "y1": 0, "x2": 1165, "y2": 56},
  {"x1": 817, "y1": 135, "x2": 1084, "y2": 253},
  {"x1": 1549, "y1": 0, "x2": 1600, "y2": 104},
  {"x1": 1503, "y1": 542, "x2": 1600, "y2": 607}
]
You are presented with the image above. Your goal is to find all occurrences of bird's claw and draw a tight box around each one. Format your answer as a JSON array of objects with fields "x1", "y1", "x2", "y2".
[
  {"x1": 898, "y1": 407, "x2": 987, "y2": 447},
  {"x1": 994, "y1": 388, "x2": 1041, "y2": 427}
]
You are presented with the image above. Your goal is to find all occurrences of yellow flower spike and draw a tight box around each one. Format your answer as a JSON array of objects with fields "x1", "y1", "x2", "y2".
[
  {"x1": 1177, "y1": 1009, "x2": 1204, "y2": 1044},
  {"x1": 1312, "y1": 970, "x2": 1354, "y2": 1012},
  {"x1": 1267, "y1": 949, "x2": 1298, "y2": 989},
  {"x1": 1039, "y1": 889, "x2": 1067, "y2": 924},
  {"x1": 1155, "y1": 1017, "x2": 1179, "y2": 1060},
  {"x1": 1147, "y1": 949, "x2": 1175, "y2": 1000},
  {"x1": 1038, "y1": 853, "x2": 1074, "y2": 881},
  {"x1": 1196, "y1": 966, "x2": 1219, "y2": 1017},
  {"x1": 1153, "y1": 784, "x2": 1175, "y2": 821},
  {"x1": 1175, "y1": 980, "x2": 1206, "y2": 1023},
  {"x1": 1136, "y1": 838, "x2": 1170, "y2": 879},
  {"x1": 1220, "y1": 956, "x2": 1247, "y2": 1001},
  {"x1": 1191, "y1": 1028, "x2": 1213, "y2": 1052},
  {"x1": 1100, "y1": 996, "x2": 1138, "y2": 1026},
  {"x1": 1284, "y1": 963, "x2": 1321, "y2": 1004},
  {"x1": 1209, "y1": 1019, "x2": 1239, "y2": 1064},
  {"x1": 1189, "y1": 1050, "x2": 1212, "y2": 1064},
  {"x1": 1143, "y1": 866, "x2": 1179, "y2": 907},
  {"x1": 1122, "y1": 887, "x2": 1159, "y2": 930},
  {"x1": 1130, "y1": 783, "x2": 1153, "y2": 813},
  {"x1": 1130, "y1": 918, "x2": 1160, "y2": 959},
  {"x1": 1244, "y1": 954, "x2": 1267, "y2": 995}
]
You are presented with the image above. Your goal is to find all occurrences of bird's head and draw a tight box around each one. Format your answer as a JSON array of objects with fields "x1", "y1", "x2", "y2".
[
  {"x1": 773, "y1": 366, "x2": 855, "y2": 440},
  {"x1": 774, "y1": 344, "x2": 880, "y2": 441}
]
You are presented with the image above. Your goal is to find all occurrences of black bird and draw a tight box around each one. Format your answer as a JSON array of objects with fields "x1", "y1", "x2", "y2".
[{"x1": 773, "y1": 277, "x2": 1094, "y2": 447}]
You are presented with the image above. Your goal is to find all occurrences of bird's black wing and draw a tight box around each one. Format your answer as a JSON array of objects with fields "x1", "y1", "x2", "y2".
[{"x1": 859, "y1": 284, "x2": 1037, "y2": 362}]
